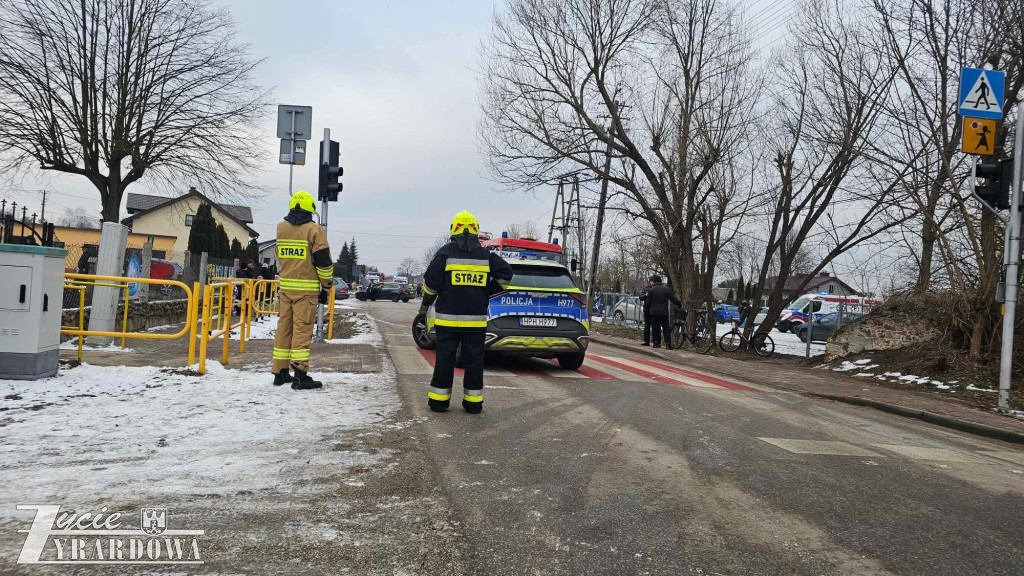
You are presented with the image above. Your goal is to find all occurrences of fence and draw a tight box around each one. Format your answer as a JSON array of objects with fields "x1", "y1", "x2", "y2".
[
  {"x1": 594, "y1": 292, "x2": 645, "y2": 326},
  {"x1": 61, "y1": 273, "x2": 200, "y2": 364}
]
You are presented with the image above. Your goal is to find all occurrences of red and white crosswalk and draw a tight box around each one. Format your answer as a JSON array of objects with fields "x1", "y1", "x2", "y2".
[{"x1": 397, "y1": 348, "x2": 759, "y2": 392}]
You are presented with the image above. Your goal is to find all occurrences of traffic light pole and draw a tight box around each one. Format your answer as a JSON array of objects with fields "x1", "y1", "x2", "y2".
[
  {"x1": 997, "y1": 106, "x2": 1024, "y2": 412},
  {"x1": 315, "y1": 127, "x2": 330, "y2": 343}
]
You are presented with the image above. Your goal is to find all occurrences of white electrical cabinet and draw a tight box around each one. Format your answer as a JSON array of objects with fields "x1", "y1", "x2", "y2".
[{"x1": 0, "y1": 244, "x2": 67, "y2": 379}]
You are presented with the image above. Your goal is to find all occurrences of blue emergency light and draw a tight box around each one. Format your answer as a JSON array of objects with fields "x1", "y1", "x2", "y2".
[
  {"x1": 553, "y1": 238, "x2": 559, "y2": 245},
  {"x1": 502, "y1": 231, "x2": 509, "y2": 238}
]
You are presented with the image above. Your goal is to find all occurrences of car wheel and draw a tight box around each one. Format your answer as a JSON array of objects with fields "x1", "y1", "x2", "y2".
[
  {"x1": 412, "y1": 313, "x2": 435, "y2": 350},
  {"x1": 391, "y1": 294, "x2": 399, "y2": 302},
  {"x1": 557, "y1": 353, "x2": 586, "y2": 370},
  {"x1": 613, "y1": 310, "x2": 624, "y2": 321},
  {"x1": 797, "y1": 329, "x2": 807, "y2": 343},
  {"x1": 403, "y1": 298, "x2": 410, "y2": 303},
  {"x1": 790, "y1": 323, "x2": 803, "y2": 334}
]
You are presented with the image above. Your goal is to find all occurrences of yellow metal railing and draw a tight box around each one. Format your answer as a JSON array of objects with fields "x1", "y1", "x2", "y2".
[
  {"x1": 62, "y1": 274, "x2": 336, "y2": 374},
  {"x1": 61, "y1": 273, "x2": 200, "y2": 363}
]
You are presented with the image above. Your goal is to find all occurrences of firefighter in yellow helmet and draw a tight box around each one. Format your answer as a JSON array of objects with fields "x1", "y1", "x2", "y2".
[
  {"x1": 271, "y1": 191, "x2": 333, "y2": 390},
  {"x1": 420, "y1": 211, "x2": 512, "y2": 413}
]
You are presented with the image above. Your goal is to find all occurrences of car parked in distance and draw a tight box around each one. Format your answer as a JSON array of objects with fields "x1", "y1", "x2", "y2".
[
  {"x1": 714, "y1": 304, "x2": 740, "y2": 323},
  {"x1": 796, "y1": 312, "x2": 863, "y2": 342},
  {"x1": 753, "y1": 306, "x2": 769, "y2": 326},
  {"x1": 332, "y1": 278, "x2": 351, "y2": 300},
  {"x1": 609, "y1": 296, "x2": 644, "y2": 323}
]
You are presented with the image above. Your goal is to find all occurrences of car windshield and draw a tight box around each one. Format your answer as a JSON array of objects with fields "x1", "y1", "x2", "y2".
[
  {"x1": 787, "y1": 298, "x2": 809, "y2": 311},
  {"x1": 509, "y1": 265, "x2": 577, "y2": 290}
]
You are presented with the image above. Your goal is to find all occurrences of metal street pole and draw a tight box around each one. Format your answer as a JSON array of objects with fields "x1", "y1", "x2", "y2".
[
  {"x1": 288, "y1": 111, "x2": 297, "y2": 195},
  {"x1": 998, "y1": 105, "x2": 1024, "y2": 412},
  {"x1": 315, "y1": 127, "x2": 330, "y2": 343}
]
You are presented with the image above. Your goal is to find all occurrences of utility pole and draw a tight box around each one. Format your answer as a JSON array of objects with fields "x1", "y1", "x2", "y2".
[
  {"x1": 39, "y1": 189, "x2": 47, "y2": 223},
  {"x1": 586, "y1": 126, "x2": 615, "y2": 309},
  {"x1": 998, "y1": 105, "x2": 1024, "y2": 412},
  {"x1": 548, "y1": 180, "x2": 565, "y2": 244},
  {"x1": 573, "y1": 175, "x2": 585, "y2": 285}
]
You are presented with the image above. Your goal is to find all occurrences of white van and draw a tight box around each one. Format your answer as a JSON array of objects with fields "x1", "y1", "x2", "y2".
[{"x1": 776, "y1": 293, "x2": 881, "y2": 333}]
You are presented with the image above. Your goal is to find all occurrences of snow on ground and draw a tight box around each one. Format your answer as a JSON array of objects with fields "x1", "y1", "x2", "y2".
[
  {"x1": 58, "y1": 338, "x2": 134, "y2": 352},
  {"x1": 770, "y1": 330, "x2": 825, "y2": 358},
  {"x1": 0, "y1": 360, "x2": 399, "y2": 521},
  {"x1": 823, "y1": 359, "x2": 997, "y2": 394}
]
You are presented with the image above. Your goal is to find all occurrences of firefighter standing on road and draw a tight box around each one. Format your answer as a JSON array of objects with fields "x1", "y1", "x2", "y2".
[
  {"x1": 271, "y1": 191, "x2": 334, "y2": 390},
  {"x1": 420, "y1": 211, "x2": 513, "y2": 413}
]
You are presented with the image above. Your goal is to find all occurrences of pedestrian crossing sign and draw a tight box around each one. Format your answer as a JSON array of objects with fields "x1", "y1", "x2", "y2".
[
  {"x1": 961, "y1": 117, "x2": 997, "y2": 156},
  {"x1": 959, "y1": 68, "x2": 1005, "y2": 120}
]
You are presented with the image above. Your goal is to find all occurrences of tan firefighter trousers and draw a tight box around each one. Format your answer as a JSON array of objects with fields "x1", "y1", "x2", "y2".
[{"x1": 272, "y1": 291, "x2": 319, "y2": 373}]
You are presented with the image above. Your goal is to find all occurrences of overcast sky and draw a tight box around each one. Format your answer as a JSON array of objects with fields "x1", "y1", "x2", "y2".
[{"x1": 3, "y1": 0, "x2": 793, "y2": 274}]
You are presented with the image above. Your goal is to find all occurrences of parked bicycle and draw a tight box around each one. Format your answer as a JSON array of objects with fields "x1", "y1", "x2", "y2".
[
  {"x1": 718, "y1": 321, "x2": 774, "y2": 357},
  {"x1": 671, "y1": 309, "x2": 714, "y2": 354}
]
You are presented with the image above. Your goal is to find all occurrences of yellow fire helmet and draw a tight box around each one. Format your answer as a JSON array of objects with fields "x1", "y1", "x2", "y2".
[
  {"x1": 289, "y1": 190, "x2": 316, "y2": 214},
  {"x1": 450, "y1": 210, "x2": 479, "y2": 236}
]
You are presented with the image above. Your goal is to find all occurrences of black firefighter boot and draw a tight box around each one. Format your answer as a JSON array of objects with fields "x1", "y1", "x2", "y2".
[
  {"x1": 272, "y1": 369, "x2": 294, "y2": 386},
  {"x1": 291, "y1": 368, "x2": 323, "y2": 390}
]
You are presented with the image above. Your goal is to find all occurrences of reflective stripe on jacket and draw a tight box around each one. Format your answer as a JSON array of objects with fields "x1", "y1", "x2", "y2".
[{"x1": 422, "y1": 236, "x2": 513, "y2": 331}]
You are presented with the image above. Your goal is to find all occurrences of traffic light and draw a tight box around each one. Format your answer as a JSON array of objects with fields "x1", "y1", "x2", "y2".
[
  {"x1": 317, "y1": 139, "x2": 343, "y2": 202},
  {"x1": 975, "y1": 158, "x2": 1013, "y2": 210}
]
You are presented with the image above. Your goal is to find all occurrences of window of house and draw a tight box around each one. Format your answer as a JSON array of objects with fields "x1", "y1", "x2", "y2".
[
  {"x1": 828, "y1": 284, "x2": 835, "y2": 294},
  {"x1": 152, "y1": 250, "x2": 166, "y2": 259},
  {"x1": 185, "y1": 214, "x2": 195, "y2": 226}
]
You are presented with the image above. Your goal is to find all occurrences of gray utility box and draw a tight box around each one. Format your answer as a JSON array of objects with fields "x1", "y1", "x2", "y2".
[{"x1": 0, "y1": 244, "x2": 67, "y2": 380}]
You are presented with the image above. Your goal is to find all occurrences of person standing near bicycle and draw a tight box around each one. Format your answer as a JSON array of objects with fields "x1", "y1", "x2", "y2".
[
  {"x1": 646, "y1": 275, "x2": 681, "y2": 349},
  {"x1": 639, "y1": 278, "x2": 654, "y2": 346},
  {"x1": 737, "y1": 299, "x2": 753, "y2": 332}
]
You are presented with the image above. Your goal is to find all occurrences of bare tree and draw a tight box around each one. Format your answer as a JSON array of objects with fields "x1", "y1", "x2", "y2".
[
  {"x1": 505, "y1": 220, "x2": 540, "y2": 239},
  {"x1": 745, "y1": 0, "x2": 916, "y2": 338},
  {"x1": 871, "y1": 0, "x2": 1024, "y2": 359},
  {"x1": 0, "y1": 0, "x2": 269, "y2": 222},
  {"x1": 396, "y1": 257, "x2": 423, "y2": 278},
  {"x1": 479, "y1": 0, "x2": 759, "y2": 306},
  {"x1": 56, "y1": 205, "x2": 100, "y2": 228}
]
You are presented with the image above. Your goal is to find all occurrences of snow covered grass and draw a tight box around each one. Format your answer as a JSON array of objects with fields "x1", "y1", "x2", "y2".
[
  {"x1": 770, "y1": 329, "x2": 825, "y2": 358},
  {"x1": 823, "y1": 358, "x2": 994, "y2": 393},
  {"x1": 0, "y1": 360, "x2": 399, "y2": 521}
]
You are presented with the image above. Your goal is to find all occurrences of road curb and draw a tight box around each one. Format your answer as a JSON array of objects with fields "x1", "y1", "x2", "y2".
[
  {"x1": 589, "y1": 334, "x2": 1024, "y2": 445},
  {"x1": 808, "y1": 393, "x2": 1024, "y2": 444}
]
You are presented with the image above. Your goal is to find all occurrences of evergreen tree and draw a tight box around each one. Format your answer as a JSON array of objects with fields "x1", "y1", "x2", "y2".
[
  {"x1": 214, "y1": 224, "x2": 230, "y2": 259},
  {"x1": 348, "y1": 237, "x2": 359, "y2": 271},
  {"x1": 726, "y1": 289, "x2": 734, "y2": 304},
  {"x1": 335, "y1": 242, "x2": 350, "y2": 278},
  {"x1": 230, "y1": 238, "x2": 243, "y2": 261},
  {"x1": 737, "y1": 274, "x2": 746, "y2": 302},
  {"x1": 186, "y1": 203, "x2": 217, "y2": 255},
  {"x1": 245, "y1": 239, "x2": 259, "y2": 263}
]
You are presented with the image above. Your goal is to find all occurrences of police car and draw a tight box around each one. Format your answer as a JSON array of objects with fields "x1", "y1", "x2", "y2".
[{"x1": 413, "y1": 257, "x2": 590, "y2": 369}]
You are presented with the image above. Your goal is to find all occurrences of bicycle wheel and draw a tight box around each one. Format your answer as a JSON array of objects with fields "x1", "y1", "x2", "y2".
[
  {"x1": 719, "y1": 331, "x2": 741, "y2": 352},
  {"x1": 752, "y1": 333, "x2": 775, "y2": 357},
  {"x1": 694, "y1": 328, "x2": 713, "y2": 354},
  {"x1": 671, "y1": 322, "x2": 685, "y2": 346}
]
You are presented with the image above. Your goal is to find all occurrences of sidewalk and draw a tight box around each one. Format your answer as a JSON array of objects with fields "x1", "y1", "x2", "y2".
[{"x1": 590, "y1": 333, "x2": 1024, "y2": 443}]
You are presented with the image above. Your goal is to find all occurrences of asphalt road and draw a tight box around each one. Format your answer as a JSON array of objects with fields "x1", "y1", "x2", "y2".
[{"x1": 369, "y1": 299, "x2": 1024, "y2": 576}]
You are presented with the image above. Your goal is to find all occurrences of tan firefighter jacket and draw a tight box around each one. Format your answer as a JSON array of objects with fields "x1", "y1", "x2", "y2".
[{"x1": 276, "y1": 219, "x2": 333, "y2": 293}]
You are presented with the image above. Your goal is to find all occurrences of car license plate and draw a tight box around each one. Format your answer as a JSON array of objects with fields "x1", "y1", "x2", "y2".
[{"x1": 520, "y1": 317, "x2": 557, "y2": 327}]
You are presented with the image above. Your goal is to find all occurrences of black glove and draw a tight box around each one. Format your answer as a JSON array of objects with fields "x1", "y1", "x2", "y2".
[{"x1": 318, "y1": 288, "x2": 329, "y2": 305}]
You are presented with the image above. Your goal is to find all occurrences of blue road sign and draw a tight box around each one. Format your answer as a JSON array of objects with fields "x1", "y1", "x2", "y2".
[{"x1": 959, "y1": 68, "x2": 1005, "y2": 120}]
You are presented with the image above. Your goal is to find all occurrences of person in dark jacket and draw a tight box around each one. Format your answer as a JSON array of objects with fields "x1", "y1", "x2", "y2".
[
  {"x1": 646, "y1": 275, "x2": 681, "y2": 348},
  {"x1": 639, "y1": 278, "x2": 655, "y2": 346},
  {"x1": 420, "y1": 211, "x2": 513, "y2": 414},
  {"x1": 737, "y1": 299, "x2": 753, "y2": 330}
]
